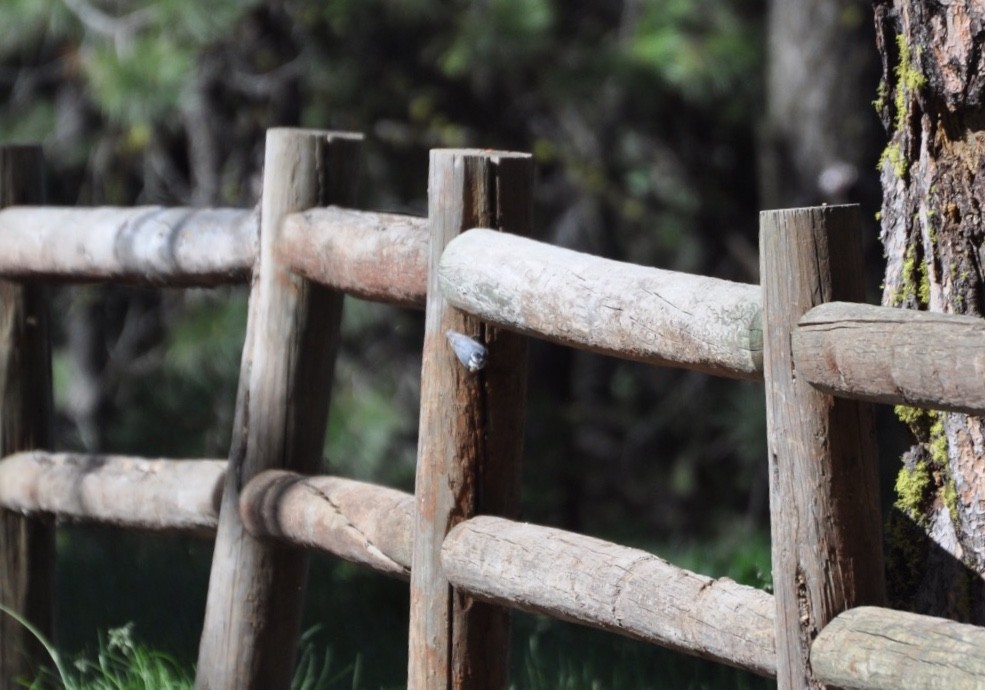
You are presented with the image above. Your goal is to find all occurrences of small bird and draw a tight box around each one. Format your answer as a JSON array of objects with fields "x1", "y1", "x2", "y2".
[{"x1": 445, "y1": 330, "x2": 487, "y2": 372}]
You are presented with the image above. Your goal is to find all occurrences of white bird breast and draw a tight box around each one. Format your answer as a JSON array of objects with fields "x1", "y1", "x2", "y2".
[{"x1": 445, "y1": 330, "x2": 487, "y2": 372}]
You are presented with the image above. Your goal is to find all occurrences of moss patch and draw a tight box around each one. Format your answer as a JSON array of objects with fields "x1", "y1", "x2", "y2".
[
  {"x1": 890, "y1": 243, "x2": 927, "y2": 307},
  {"x1": 894, "y1": 34, "x2": 926, "y2": 114},
  {"x1": 878, "y1": 34, "x2": 926, "y2": 179},
  {"x1": 892, "y1": 407, "x2": 959, "y2": 524},
  {"x1": 894, "y1": 459, "x2": 931, "y2": 522}
]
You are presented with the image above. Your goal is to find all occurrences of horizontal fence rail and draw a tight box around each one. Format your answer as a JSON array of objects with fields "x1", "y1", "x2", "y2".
[
  {"x1": 240, "y1": 469, "x2": 413, "y2": 579},
  {"x1": 0, "y1": 455, "x2": 778, "y2": 677},
  {"x1": 0, "y1": 452, "x2": 223, "y2": 531},
  {"x1": 811, "y1": 606, "x2": 985, "y2": 690},
  {"x1": 8, "y1": 451, "x2": 985, "y2": 687},
  {"x1": 441, "y1": 516, "x2": 776, "y2": 677},
  {"x1": 0, "y1": 205, "x2": 766, "y2": 380},
  {"x1": 439, "y1": 229, "x2": 764, "y2": 379},
  {"x1": 0, "y1": 206, "x2": 257, "y2": 285},
  {"x1": 793, "y1": 301, "x2": 985, "y2": 415},
  {"x1": 277, "y1": 207, "x2": 428, "y2": 308}
]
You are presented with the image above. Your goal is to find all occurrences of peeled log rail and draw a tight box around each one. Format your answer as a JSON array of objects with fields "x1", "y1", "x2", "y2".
[
  {"x1": 441, "y1": 516, "x2": 776, "y2": 678},
  {"x1": 0, "y1": 454, "x2": 785, "y2": 678},
  {"x1": 794, "y1": 302, "x2": 985, "y2": 415},
  {"x1": 0, "y1": 206, "x2": 256, "y2": 285},
  {"x1": 0, "y1": 452, "x2": 224, "y2": 531},
  {"x1": 240, "y1": 469, "x2": 413, "y2": 579},
  {"x1": 0, "y1": 205, "x2": 767, "y2": 380},
  {"x1": 277, "y1": 207, "x2": 428, "y2": 308},
  {"x1": 439, "y1": 229, "x2": 763, "y2": 379},
  {"x1": 811, "y1": 606, "x2": 985, "y2": 689}
]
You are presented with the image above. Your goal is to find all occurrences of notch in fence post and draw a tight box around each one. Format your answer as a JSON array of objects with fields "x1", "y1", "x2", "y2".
[
  {"x1": 0, "y1": 145, "x2": 54, "y2": 690},
  {"x1": 408, "y1": 149, "x2": 532, "y2": 690},
  {"x1": 760, "y1": 205, "x2": 886, "y2": 689},
  {"x1": 195, "y1": 128, "x2": 362, "y2": 690}
]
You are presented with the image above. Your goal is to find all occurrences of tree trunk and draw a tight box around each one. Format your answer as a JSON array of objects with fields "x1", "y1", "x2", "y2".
[
  {"x1": 762, "y1": 0, "x2": 881, "y2": 210},
  {"x1": 875, "y1": 0, "x2": 985, "y2": 622}
]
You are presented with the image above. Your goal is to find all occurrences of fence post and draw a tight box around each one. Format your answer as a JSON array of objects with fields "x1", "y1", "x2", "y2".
[
  {"x1": 0, "y1": 145, "x2": 53, "y2": 690},
  {"x1": 195, "y1": 128, "x2": 361, "y2": 690},
  {"x1": 760, "y1": 205, "x2": 886, "y2": 689},
  {"x1": 408, "y1": 150, "x2": 532, "y2": 690}
]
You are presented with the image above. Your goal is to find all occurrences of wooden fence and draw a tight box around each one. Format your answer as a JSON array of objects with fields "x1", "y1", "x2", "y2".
[{"x1": 0, "y1": 130, "x2": 983, "y2": 690}]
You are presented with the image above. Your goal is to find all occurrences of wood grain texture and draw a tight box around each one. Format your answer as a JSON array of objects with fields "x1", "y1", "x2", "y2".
[
  {"x1": 0, "y1": 452, "x2": 224, "y2": 532},
  {"x1": 195, "y1": 129, "x2": 361, "y2": 690},
  {"x1": 409, "y1": 150, "x2": 531, "y2": 690},
  {"x1": 442, "y1": 516, "x2": 777, "y2": 677},
  {"x1": 0, "y1": 145, "x2": 54, "y2": 690},
  {"x1": 240, "y1": 470, "x2": 413, "y2": 578},
  {"x1": 277, "y1": 207, "x2": 427, "y2": 307},
  {"x1": 760, "y1": 206, "x2": 886, "y2": 690},
  {"x1": 439, "y1": 229, "x2": 763, "y2": 378},
  {"x1": 811, "y1": 606, "x2": 985, "y2": 689},
  {"x1": 0, "y1": 206, "x2": 256, "y2": 285},
  {"x1": 794, "y1": 301, "x2": 985, "y2": 415}
]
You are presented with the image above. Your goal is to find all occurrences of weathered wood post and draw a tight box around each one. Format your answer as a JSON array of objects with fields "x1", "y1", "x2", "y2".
[
  {"x1": 0, "y1": 145, "x2": 54, "y2": 689},
  {"x1": 195, "y1": 128, "x2": 361, "y2": 690},
  {"x1": 408, "y1": 150, "x2": 532, "y2": 690},
  {"x1": 760, "y1": 205, "x2": 885, "y2": 689}
]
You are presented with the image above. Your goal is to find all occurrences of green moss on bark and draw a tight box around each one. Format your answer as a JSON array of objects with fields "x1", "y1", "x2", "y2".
[
  {"x1": 894, "y1": 458, "x2": 931, "y2": 522},
  {"x1": 878, "y1": 34, "x2": 926, "y2": 179}
]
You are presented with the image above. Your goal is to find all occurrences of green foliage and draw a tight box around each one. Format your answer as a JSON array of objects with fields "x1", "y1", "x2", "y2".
[
  {"x1": 323, "y1": 301, "x2": 420, "y2": 488},
  {"x1": 662, "y1": 527, "x2": 773, "y2": 591},
  {"x1": 440, "y1": 0, "x2": 554, "y2": 78},
  {"x1": 102, "y1": 290, "x2": 245, "y2": 457},
  {"x1": 0, "y1": 0, "x2": 78, "y2": 57},
  {"x1": 629, "y1": 0, "x2": 760, "y2": 108},
  {"x1": 84, "y1": 35, "x2": 195, "y2": 126}
]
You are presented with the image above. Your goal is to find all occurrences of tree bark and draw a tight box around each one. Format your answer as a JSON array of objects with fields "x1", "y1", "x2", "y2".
[{"x1": 875, "y1": 0, "x2": 985, "y2": 622}]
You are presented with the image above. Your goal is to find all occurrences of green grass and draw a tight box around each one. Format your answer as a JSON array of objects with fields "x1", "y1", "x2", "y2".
[
  {"x1": 46, "y1": 526, "x2": 774, "y2": 689},
  {"x1": 13, "y1": 620, "x2": 366, "y2": 690},
  {"x1": 21, "y1": 625, "x2": 774, "y2": 690},
  {"x1": 8, "y1": 619, "x2": 190, "y2": 690}
]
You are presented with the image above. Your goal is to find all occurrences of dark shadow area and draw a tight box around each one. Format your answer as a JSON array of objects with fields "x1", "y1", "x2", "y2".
[
  {"x1": 510, "y1": 612, "x2": 775, "y2": 690},
  {"x1": 886, "y1": 506, "x2": 985, "y2": 624},
  {"x1": 56, "y1": 525, "x2": 212, "y2": 662}
]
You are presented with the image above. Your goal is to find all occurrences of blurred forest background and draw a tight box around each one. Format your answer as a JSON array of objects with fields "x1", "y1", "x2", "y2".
[{"x1": 0, "y1": 0, "x2": 898, "y2": 687}]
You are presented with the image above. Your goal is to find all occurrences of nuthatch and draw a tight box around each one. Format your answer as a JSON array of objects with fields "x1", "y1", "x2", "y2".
[{"x1": 445, "y1": 330, "x2": 487, "y2": 372}]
